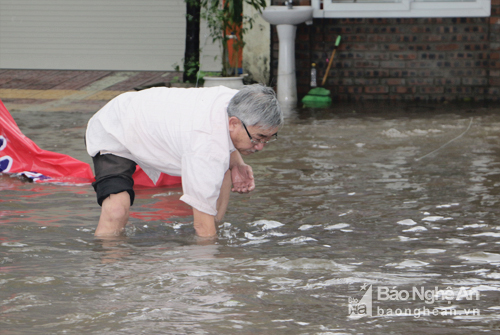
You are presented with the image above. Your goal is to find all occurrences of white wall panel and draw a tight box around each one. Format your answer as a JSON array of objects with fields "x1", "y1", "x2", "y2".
[{"x1": 0, "y1": 0, "x2": 190, "y2": 71}]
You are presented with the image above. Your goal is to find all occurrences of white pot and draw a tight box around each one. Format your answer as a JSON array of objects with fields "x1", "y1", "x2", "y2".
[{"x1": 203, "y1": 76, "x2": 245, "y2": 89}]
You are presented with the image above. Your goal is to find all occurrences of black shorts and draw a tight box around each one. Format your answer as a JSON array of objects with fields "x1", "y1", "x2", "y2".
[{"x1": 91, "y1": 153, "x2": 137, "y2": 206}]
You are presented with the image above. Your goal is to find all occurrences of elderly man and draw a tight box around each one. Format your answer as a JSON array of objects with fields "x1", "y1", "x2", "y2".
[{"x1": 85, "y1": 84, "x2": 283, "y2": 238}]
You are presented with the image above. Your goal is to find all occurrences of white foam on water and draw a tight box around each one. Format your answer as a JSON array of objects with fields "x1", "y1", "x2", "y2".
[
  {"x1": 436, "y1": 203, "x2": 460, "y2": 208},
  {"x1": 463, "y1": 223, "x2": 489, "y2": 229},
  {"x1": 24, "y1": 276, "x2": 55, "y2": 284},
  {"x1": 339, "y1": 210, "x2": 353, "y2": 217},
  {"x1": 223, "y1": 300, "x2": 244, "y2": 307},
  {"x1": 483, "y1": 272, "x2": 500, "y2": 279},
  {"x1": 242, "y1": 239, "x2": 271, "y2": 246},
  {"x1": 266, "y1": 231, "x2": 287, "y2": 237},
  {"x1": 470, "y1": 285, "x2": 500, "y2": 292},
  {"x1": 388, "y1": 260, "x2": 429, "y2": 268},
  {"x1": 76, "y1": 228, "x2": 93, "y2": 233},
  {"x1": 459, "y1": 252, "x2": 500, "y2": 264},
  {"x1": 74, "y1": 238, "x2": 88, "y2": 244},
  {"x1": 273, "y1": 258, "x2": 355, "y2": 272},
  {"x1": 269, "y1": 277, "x2": 302, "y2": 287},
  {"x1": 422, "y1": 216, "x2": 453, "y2": 222},
  {"x1": 397, "y1": 219, "x2": 417, "y2": 226},
  {"x1": 187, "y1": 270, "x2": 229, "y2": 277},
  {"x1": 472, "y1": 232, "x2": 500, "y2": 237},
  {"x1": 244, "y1": 232, "x2": 266, "y2": 240},
  {"x1": 101, "y1": 282, "x2": 116, "y2": 287},
  {"x1": 299, "y1": 277, "x2": 351, "y2": 290},
  {"x1": 278, "y1": 236, "x2": 317, "y2": 245},
  {"x1": 403, "y1": 226, "x2": 427, "y2": 232},
  {"x1": 324, "y1": 223, "x2": 350, "y2": 230},
  {"x1": 414, "y1": 248, "x2": 446, "y2": 254},
  {"x1": 256, "y1": 291, "x2": 266, "y2": 299},
  {"x1": 382, "y1": 128, "x2": 408, "y2": 138},
  {"x1": 298, "y1": 224, "x2": 322, "y2": 231},
  {"x1": 398, "y1": 236, "x2": 419, "y2": 241},
  {"x1": 382, "y1": 128, "x2": 443, "y2": 138},
  {"x1": 312, "y1": 144, "x2": 333, "y2": 149},
  {"x1": 445, "y1": 238, "x2": 470, "y2": 244},
  {"x1": 1, "y1": 242, "x2": 28, "y2": 247},
  {"x1": 248, "y1": 220, "x2": 284, "y2": 230},
  {"x1": 172, "y1": 223, "x2": 186, "y2": 229}
]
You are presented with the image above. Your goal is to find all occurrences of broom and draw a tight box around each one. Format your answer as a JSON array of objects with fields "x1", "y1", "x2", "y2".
[
  {"x1": 322, "y1": 35, "x2": 342, "y2": 86},
  {"x1": 301, "y1": 36, "x2": 341, "y2": 108}
]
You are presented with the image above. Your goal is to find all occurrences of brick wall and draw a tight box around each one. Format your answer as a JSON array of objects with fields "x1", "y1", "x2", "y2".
[{"x1": 270, "y1": 0, "x2": 500, "y2": 101}]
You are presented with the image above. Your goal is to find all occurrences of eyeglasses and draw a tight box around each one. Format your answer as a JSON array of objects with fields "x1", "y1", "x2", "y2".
[{"x1": 241, "y1": 120, "x2": 278, "y2": 145}]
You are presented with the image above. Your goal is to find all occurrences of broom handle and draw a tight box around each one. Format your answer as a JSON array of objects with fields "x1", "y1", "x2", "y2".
[{"x1": 322, "y1": 36, "x2": 342, "y2": 86}]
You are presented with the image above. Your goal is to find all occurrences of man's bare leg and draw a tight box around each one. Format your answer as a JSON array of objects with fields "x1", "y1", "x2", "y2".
[{"x1": 95, "y1": 191, "x2": 131, "y2": 237}]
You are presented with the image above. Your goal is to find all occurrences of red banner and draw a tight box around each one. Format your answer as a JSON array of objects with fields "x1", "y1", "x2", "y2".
[{"x1": 0, "y1": 99, "x2": 181, "y2": 187}]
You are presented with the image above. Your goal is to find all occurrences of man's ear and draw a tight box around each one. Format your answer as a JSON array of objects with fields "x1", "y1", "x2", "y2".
[{"x1": 228, "y1": 116, "x2": 240, "y2": 131}]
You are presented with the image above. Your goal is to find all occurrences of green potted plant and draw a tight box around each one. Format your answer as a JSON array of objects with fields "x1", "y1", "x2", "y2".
[{"x1": 199, "y1": 0, "x2": 267, "y2": 87}]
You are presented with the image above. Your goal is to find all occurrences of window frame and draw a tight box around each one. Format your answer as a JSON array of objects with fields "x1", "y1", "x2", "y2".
[{"x1": 311, "y1": 0, "x2": 491, "y2": 18}]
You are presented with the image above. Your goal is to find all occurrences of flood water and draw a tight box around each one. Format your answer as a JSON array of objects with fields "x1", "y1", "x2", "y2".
[{"x1": 2, "y1": 102, "x2": 500, "y2": 334}]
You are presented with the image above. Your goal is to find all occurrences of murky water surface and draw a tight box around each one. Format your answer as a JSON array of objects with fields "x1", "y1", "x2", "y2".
[{"x1": 2, "y1": 103, "x2": 500, "y2": 334}]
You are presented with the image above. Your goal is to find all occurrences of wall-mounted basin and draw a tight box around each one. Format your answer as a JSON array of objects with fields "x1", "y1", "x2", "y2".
[{"x1": 261, "y1": 6, "x2": 313, "y2": 26}]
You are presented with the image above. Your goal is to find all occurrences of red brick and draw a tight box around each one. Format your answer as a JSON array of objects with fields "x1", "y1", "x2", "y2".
[
  {"x1": 462, "y1": 78, "x2": 488, "y2": 85},
  {"x1": 435, "y1": 44, "x2": 460, "y2": 51},
  {"x1": 354, "y1": 61, "x2": 380, "y2": 68},
  {"x1": 421, "y1": 35, "x2": 447, "y2": 42},
  {"x1": 385, "y1": 44, "x2": 406, "y2": 51},
  {"x1": 419, "y1": 87, "x2": 444, "y2": 94},
  {"x1": 393, "y1": 53, "x2": 418, "y2": 60},
  {"x1": 380, "y1": 61, "x2": 406, "y2": 68},
  {"x1": 489, "y1": 77, "x2": 500, "y2": 85},
  {"x1": 354, "y1": 78, "x2": 379, "y2": 85},
  {"x1": 408, "y1": 78, "x2": 434, "y2": 85},
  {"x1": 393, "y1": 86, "x2": 416, "y2": 94},
  {"x1": 435, "y1": 78, "x2": 461, "y2": 85},
  {"x1": 384, "y1": 78, "x2": 405, "y2": 85},
  {"x1": 367, "y1": 35, "x2": 393, "y2": 43},
  {"x1": 490, "y1": 53, "x2": 500, "y2": 60},
  {"x1": 365, "y1": 70, "x2": 390, "y2": 77},
  {"x1": 365, "y1": 86, "x2": 389, "y2": 94}
]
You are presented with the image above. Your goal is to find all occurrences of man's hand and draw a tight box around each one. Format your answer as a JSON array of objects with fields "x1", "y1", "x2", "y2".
[{"x1": 231, "y1": 163, "x2": 255, "y2": 193}]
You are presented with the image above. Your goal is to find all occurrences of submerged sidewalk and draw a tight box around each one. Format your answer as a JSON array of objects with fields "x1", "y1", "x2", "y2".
[{"x1": 0, "y1": 69, "x2": 183, "y2": 113}]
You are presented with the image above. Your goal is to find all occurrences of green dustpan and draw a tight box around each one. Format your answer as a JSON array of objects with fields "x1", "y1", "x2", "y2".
[
  {"x1": 306, "y1": 87, "x2": 331, "y2": 96},
  {"x1": 301, "y1": 87, "x2": 332, "y2": 108}
]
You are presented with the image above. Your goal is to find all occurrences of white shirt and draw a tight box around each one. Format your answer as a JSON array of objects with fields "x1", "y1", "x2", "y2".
[{"x1": 86, "y1": 86, "x2": 238, "y2": 216}]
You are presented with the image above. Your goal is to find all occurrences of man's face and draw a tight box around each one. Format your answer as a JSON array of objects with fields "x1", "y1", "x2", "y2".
[{"x1": 228, "y1": 117, "x2": 279, "y2": 156}]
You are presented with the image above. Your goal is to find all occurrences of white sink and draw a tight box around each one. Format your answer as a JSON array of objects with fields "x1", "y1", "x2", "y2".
[{"x1": 261, "y1": 6, "x2": 313, "y2": 26}]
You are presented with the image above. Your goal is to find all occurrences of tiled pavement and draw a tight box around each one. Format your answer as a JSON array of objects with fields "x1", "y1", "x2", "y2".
[{"x1": 0, "y1": 69, "x2": 183, "y2": 113}]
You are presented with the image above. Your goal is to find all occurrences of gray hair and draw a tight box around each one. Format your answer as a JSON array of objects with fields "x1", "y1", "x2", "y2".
[{"x1": 227, "y1": 84, "x2": 283, "y2": 129}]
